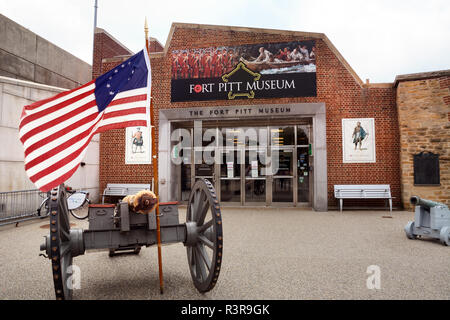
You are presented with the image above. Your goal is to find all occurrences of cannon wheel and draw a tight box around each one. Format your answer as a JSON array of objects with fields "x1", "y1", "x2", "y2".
[
  {"x1": 48, "y1": 184, "x2": 73, "y2": 300},
  {"x1": 404, "y1": 221, "x2": 417, "y2": 240},
  {"x1": 440, "y1": 226, "x2": 450, "y2": 246},
  {"x1": 186, "y1": 179, "x2": 223, "y2": 293}
]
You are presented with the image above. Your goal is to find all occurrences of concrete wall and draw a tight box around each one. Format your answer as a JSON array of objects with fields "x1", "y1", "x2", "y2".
[
  {"x1": 0, "y1": 76, "x2": 100, "y2": 201},
  {"x1": 0, "y1": 14, "x2": 92, "y2": 89},
  {"x1": 396, "y1": 71, "x2": 450, "y2": 209}
]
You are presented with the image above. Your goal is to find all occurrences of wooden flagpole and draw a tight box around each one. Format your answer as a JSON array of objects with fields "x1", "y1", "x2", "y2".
[{"x1": 145, "y1": 18, "x2": 164, "y2": 294}]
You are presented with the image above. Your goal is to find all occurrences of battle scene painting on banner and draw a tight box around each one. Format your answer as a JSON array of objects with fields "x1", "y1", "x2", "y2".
[
  {"x1": 342, "y1": 118, "x2": 376, "y2": 163},
  {"x1": 171, "y1": 40, "x2": 317, "y2": 102}
]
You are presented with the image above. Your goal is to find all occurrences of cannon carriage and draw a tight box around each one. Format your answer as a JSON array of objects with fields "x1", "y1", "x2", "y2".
[
  {"x1": 39, "y1": 178, "x2": 223, "y2": 300},
  {"x1": 404, "y1": 196, "x2": 450, "y2": 246}
]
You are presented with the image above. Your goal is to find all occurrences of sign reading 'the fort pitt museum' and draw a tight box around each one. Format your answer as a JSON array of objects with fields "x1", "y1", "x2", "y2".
[{"x1": 171, "y1": 40, "x2": 317, "y2": 102}]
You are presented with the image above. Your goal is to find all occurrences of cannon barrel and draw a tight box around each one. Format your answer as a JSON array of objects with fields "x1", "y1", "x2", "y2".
[{"x1": 410, "y1": 196, "x2": 448, "y2": 209}]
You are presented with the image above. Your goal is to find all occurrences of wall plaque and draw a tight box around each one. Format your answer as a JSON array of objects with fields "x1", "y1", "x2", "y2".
[{"x1": 414, "y1": 152, "x2": 440, "y2": 185}]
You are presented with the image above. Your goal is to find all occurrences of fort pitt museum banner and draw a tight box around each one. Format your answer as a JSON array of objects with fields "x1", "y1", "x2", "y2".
[{"x1": 171, "y1": 40, "x2": 317, "y2": 102}]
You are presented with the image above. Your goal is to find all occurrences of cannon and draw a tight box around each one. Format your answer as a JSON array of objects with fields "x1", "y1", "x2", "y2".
[
  {"x1": 39, "y1": 178, "x2": 223, "y2": 300},
  {"x1": 404, "y1": 196, "x2": 450, "y2": 246}
]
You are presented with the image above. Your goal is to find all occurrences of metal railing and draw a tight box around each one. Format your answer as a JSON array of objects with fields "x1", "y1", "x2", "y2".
[
  {"x1": 0, "y1": 189, "x2": 48, "y2": 226},
  {"x1": 0, "y1": 187, "x2": 100, "y2": 226}
]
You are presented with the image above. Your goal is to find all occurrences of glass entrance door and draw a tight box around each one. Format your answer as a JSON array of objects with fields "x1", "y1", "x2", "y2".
[
  {"x1": 272, "y1": 148, "x2": 294, "y2": 204},
  {"x1": 244, "y1": 149, "x2": 267, "y2": 205},
  {"x1": 219, "y1": 149, "x2": 242, "y2": 204},
  {"x1": 174, "y1": 120, "x2": 312, "y2": 207},
  {"x1": 297, "y1": 124, "x2": 311, "y2": 204},
  {"x1": 194, "y1": 147, "x2": 215, "y2": 185},
  {"x1": 297, "y1": 147, "x2": 310, "y2": 202},
  {"x1": 180, "y1": 149, "x2": 192, "y2": 201}
]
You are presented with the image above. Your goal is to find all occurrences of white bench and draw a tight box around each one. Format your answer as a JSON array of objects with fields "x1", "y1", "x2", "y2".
[
  {"x1": 334, "y1": 184, "x2": 393, "y2": 212},
  {"x1": 102, "y1": 183, "x2": 152, "y2": 204}
]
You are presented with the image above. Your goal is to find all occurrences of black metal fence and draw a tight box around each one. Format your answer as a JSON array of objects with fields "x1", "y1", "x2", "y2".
[{"x1": 0, "y1": 189, "x2": 47, "y2": 226}]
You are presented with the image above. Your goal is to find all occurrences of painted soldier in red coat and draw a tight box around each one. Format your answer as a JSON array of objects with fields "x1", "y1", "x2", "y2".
[
  {"x1": 200, "y1": 51, "x2": 208, "y2": 78},
  {"x1": 211, "y1": 49, "x2": 218, "y2": 78},
  {"x1": 203, "y1": 52, "x2": 212, "y2": 78},
  {"x1": 192, "y1": 53, "x2": 200, "y2": 79},
  {"x1": 171, "y1": 53, "x2": 179, "y2": 79},
  {"x1": 215, "y1": 50, "x2": 223, "y2": 77},
  {"x1": 221, "y1": 48, "x2": 229, "y2": 74},
  {"x1": 188, "y1": 50, "x2": 195, "y2": 78},
  {"x1": 179, "y1": 52, "x2": 189, "y2": 79}
]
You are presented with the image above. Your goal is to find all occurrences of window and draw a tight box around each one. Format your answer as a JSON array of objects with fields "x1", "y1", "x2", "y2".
[{"x1": 270, "y1": 126, "x2": 295, "y2": 146}]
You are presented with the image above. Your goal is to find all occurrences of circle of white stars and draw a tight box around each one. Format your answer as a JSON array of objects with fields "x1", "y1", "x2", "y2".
[{"x1": 106, "y1": 61, "x2": 136, "y2": 96}]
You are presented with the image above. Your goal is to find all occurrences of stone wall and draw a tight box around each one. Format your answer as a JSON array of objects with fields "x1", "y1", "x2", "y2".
[
  {"x1": 0, "y1": 76, "x2": 100, "y2": 201},
  {"x1": 396, "y1": 71, "x2": 450, "y2": 209},
  {"x1": 0, "y1": 14, "x2": 92, "y2": 89}
]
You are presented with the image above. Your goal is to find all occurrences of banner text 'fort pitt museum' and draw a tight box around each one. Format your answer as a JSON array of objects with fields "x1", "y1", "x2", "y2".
[{"x1": 171, "y1": 40, "x2": 317, "y2": 102}]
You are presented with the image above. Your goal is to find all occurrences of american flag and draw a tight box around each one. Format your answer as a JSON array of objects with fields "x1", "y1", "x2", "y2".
[{"x1": 19, "y1": 48, "x2": 152, "y2": 192}]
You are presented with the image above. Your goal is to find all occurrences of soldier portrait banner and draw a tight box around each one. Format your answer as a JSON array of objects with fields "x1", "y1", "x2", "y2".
[
  {"x1": 171, "y1": 40, "x2": 317, "y2": 102},
  {"x1": 125, "y1": 126, "x2": 152, "y2": 164},
  {"x1": 342, "y1": 118, "x2": 376, "y2": 163}
]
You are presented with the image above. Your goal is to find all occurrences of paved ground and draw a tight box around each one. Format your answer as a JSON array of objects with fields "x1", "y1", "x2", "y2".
[{"x1": 0, "y1": 207, "x2": 448, "y2": 300}]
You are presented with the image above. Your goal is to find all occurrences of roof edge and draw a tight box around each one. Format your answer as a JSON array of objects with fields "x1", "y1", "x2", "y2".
[
  {"x1": 95, "y1": 27, "x2": 134, "y2": 55},
  {"x1": 0, "y1": 75, "x2": 66, "y2": 92},
  {"x1": 320, "y1": 34, "x2": 364, "y2": 87},
  {"x1": 364, "y1": 83, "x2": 394, "y2": 89},
  {"x1": 394, "y1": 69, "x2": 450, "y2": 87},
  {"x1": 149, "y1": 37, "x2": 164, "y2": 51}
]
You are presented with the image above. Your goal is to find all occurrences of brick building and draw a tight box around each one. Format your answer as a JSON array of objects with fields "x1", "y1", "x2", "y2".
[{"x1": 95, "y1": 23, "x2": 449, "y2": 210}]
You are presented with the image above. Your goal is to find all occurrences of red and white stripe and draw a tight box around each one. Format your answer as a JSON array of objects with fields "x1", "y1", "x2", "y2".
[{"x1": 19, "y1": 82, "x2": 150, "y2": 192}]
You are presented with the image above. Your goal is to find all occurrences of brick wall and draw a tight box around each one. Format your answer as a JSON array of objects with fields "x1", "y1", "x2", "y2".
[
  {"x1": 98, "y1": 57, "x2": 154, "y2": 195},
  {"x1": 396, "y1": 73, "x2": 450, "y2": 209},
  {"x1": 97, "y1": 25, "x2": 401, "y2": 209},
  {"x1": 92, "y1": 28, "x2": 133, "y2": 79},
  {"x1": 149, "y1": 38, "x2": 164, "y2": 53}
]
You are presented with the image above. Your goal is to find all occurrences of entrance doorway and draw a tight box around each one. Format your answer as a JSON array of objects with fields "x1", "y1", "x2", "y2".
[
  {"x1": 219, "y1": 148, "x2": 241, "y2": 205},
  {"x1": 175, "y1": 119, "x2": 313, "y2": 207},
  {"x1": 272, "y1": 148, "x2": 294, "y2": 204},
  {"x1": 244, "y1": 149, "x2": 267, "y2": 205}
]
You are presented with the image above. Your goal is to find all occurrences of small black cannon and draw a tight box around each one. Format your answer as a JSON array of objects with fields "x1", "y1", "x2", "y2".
[
  {"x1": 405, "y1": 196, "x2": 450, "y2": 246},
  {"x1": 40, "y1": 178, "x2": 223, "y2": 299}
]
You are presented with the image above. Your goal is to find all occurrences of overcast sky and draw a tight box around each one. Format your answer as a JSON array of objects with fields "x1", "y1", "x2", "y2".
[{"x1": 1, "y1": 0, "x2": 449, "y2": 83}]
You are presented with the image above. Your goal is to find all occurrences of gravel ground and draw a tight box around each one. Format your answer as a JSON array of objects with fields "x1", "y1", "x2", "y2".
[{"x1": 0, "y1": 207, "x2": 448, "y2": 300}]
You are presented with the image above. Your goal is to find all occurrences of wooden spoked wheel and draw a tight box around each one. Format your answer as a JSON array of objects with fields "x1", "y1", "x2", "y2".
[
  {"x1": 48, "y1": 184, "x2": 73, "y2": 300},
  {"x1": 186, "y1": 178, "x2": 223, "y2": 293}
]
